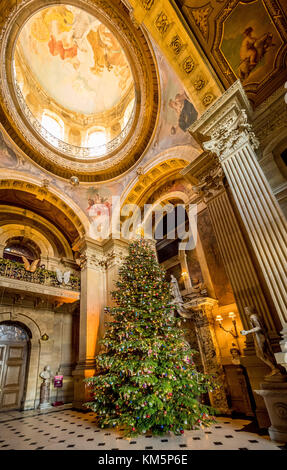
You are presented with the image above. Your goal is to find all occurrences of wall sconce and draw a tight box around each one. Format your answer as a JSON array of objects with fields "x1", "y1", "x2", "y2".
[
  {"x1": 181, "y1": 271, "x2": 188, "y2": 279},
  {"x1": 41, "y1": 333, "x2": 49, "y2": 341},
  {"x1": 216, "y1": 312, "x2": 239, "y2": 338}
]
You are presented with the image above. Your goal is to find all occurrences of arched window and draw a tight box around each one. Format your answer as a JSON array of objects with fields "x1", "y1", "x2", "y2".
[
  {"x1": 3, "y1": 237, "x2": 40, "y2": 264},
  {"x1": 42, "y1": 112, "x2": 64, "y2": 141},
  {"x1": 86, "y1": 129, "x2": 106, "y2": 149}
]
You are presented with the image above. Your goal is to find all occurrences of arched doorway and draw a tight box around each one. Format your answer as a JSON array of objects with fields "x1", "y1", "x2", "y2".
[{"x1": 0, "y1": 322, "x2": 30, "y2": 411}]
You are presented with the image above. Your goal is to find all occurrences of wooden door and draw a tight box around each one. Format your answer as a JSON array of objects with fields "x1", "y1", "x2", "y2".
[{"x1": 0, "y1": 324, "x2": 28, "y2": 411}]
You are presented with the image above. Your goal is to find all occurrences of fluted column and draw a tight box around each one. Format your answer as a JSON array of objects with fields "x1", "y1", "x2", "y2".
[
  {"x1": 217, "y1": 134, "x2": 287, "y2": 334},
  {"x1": 209, "y1": 187, "x2": 276, "y2": 336},
  {"x1": 189, "y1": 80, "x2": 287, "y2": 353}
]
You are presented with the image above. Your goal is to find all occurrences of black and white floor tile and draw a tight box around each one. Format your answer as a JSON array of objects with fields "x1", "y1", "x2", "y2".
[{"x1": 0, "y1": 408, "x2": 285, "y2": 450}]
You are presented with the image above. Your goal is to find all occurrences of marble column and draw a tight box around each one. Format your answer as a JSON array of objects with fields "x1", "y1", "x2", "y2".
[
  {"x1": 72, "y1": 237, "x2": 107, "y2": 408},
  {"x1": 72, "y1": 237, "x2": 129, "y2": 408},
  {"x1": 189, "y1": 80, "x2": 287, "y2": 359}
]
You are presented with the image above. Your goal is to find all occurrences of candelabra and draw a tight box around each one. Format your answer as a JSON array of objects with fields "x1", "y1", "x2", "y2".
[{"x1": 215, "y1": 311, "x2": 239, "y2": 338}]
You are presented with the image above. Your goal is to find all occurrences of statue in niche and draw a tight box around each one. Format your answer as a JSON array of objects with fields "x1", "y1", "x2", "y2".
[
  {"x1": 39, "y1": 365, "x2": 52, "y2": 409},
  {"x1": 240, "y1": 306, "x2": 285, "y2": 380}
]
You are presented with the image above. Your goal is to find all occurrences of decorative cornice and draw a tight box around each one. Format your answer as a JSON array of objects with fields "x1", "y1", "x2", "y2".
[
  {"x1": 202, "y1": 109, "x2": 259, "y2": 161},
  {"x1": 189, "y1": 80, "x2": 252, "y2": 137},
  {"x1": 191, "y1": 158, "x2": 226, "y2": 203},
  {"x1": 188, "y1": 81, "x2": 260, "y2": 162}
]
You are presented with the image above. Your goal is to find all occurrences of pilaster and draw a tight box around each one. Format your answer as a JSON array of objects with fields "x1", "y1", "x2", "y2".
[
  {"x1": 185, "y1": 297, "x2": 230, "y2": 414},
  {"x1": 72, "y1": 237, "x2": 129, "y2": 409}
]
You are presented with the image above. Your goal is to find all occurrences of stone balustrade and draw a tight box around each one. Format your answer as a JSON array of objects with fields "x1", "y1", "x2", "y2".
[{"x1": 0, "y1": 258, "x2": 80, "y2": 291}]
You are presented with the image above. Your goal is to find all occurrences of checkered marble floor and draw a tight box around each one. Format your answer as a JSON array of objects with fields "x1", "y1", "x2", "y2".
[{"x1": 0, "y1": 407, "x2": 285, "y2": 450}]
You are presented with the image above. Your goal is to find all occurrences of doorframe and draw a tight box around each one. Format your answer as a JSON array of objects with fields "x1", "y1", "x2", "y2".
[{"x1": 0, "y1": 313, "x2": 41, "y2": 410}]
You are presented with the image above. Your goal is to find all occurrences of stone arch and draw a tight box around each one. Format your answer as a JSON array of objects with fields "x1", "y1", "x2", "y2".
[
  {"x1": 0, "y1": 170, "x2": 90, "y2": 242},
  {"x1": 121, "y1": 147, "x2": 198, "y2": 209},
  {"x1": 0, "y1": 204, "x2": 74, "y2": 258},
  {"x1": 143, "y1": 190, "x2": 190, "y2": 238},
  {"x1": 0, "y1": 224, "x2": 54, "y2": 258}
]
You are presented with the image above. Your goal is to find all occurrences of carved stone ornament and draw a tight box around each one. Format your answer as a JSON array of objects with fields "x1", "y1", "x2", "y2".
[
  {"x1": 182, "y1": 56, "x2": 195, "y2": 74},
  {"x1": 273, "y1": 402, "x2": 287, "y2": 420},
  {"x1": 155, "y1": 12, "x2": 171, "y2": 36},
  {"x1": 190, "y1": 309, "x2": 209, "y2": 328},
  {"x1": 141, "y1": 0, "x2": 154, "y2": 10},
  {"x1": 104, "y1": 249, "x2": 127, "y2": 269},
  {"x1": 202, "y1": 93, "x2": 215, "y2": 107},
  {"x1": 192, "y1": 159, "x2": 226, "y2": 203},
  {"x1": 193, "y1": 79, "x2": 206, "y2": 91},
  {"x1": 80, "y1": 252, "x2": 106, "y2": 271},
  {"x1": 202, "y1": 109, "x2": 260, "y2": 161},
  {"x1": 170, "y1": 35, "x2": 184, "y2": 55}
]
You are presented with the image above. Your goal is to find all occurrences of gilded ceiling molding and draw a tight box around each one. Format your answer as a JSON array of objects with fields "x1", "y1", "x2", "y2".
[
  {"x1": 211, "y1": 0, "x2": 287, "y2": 106},
  {"x1": 0, "y1": 171, "x2": 89, "y2": 241},
  {"x1": 0, "y1": 224, "x2": 55, "y2": 258},
  {"x1": 126, "y1": 0, "x2": 222, "y2": 114},
  {"x1": 121, "y1": 157, "x2": 189, "y2": 209},
  {"x1": 0, "y1": 204, "x2": 73, "y2": 257},
  {"x1": 0, "y1": 0, "x2": 159, "y2": 181}
]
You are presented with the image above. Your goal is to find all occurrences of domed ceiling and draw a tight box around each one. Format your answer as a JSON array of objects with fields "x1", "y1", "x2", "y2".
[
  {"x1": 16, "y1": 5, "x2": 134, "y2": 117},
  {"x1": 14, "y1": 5, "x2": 135, "y2": 152},
  {"x1": 0, "y1": 0, "x2": 159, "y2": 181}
]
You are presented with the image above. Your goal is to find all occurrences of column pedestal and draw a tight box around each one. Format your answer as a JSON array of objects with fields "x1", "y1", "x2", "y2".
[
  {"x1": 256, "y1": 381, "x2": 287, "y2": 442},
  {"x1": 72, "y1": 360, "x2": 97, "y2": 410}
]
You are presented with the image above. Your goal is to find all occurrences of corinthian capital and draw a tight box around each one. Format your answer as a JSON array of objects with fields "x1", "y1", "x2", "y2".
[
  {"x1": 192, "y1": 159, "x2": 226, "y2": 203},
  {"x1": 202, "y1": 109, "x2": 259, "y2": 161}
]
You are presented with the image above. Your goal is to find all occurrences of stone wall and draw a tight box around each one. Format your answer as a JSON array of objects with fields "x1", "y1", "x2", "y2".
[{"x1": 0, "y1": 296, "x2": 78, "y2": 409}]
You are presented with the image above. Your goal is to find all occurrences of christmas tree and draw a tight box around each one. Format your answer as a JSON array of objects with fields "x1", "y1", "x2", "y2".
[{"x1": 84, "y1": 239, "x2": 216, "y2": 436}]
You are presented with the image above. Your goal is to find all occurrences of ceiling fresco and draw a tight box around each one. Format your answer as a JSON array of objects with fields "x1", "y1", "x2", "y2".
[
  {"x1": 177, "y1": 0, "x2": 287, "y2": 106},
  {"x1": 16, "y1": 5, "x2": 134, "y2": 116}
]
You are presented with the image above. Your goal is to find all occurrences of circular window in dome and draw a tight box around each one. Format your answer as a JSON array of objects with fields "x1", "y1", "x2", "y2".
[{"x1": 13, "y1": 4, "x2": 136, "y2": 158}]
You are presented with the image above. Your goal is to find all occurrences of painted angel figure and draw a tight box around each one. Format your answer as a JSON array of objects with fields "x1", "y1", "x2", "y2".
[{"x1": 56, "y1": 268, "x2": 71, "y2": 285}]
